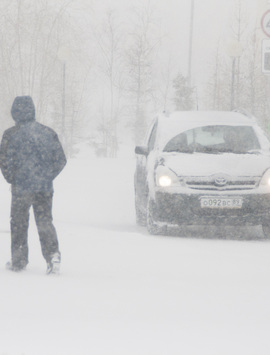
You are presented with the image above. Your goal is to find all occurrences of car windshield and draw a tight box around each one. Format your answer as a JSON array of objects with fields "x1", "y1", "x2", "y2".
[{"x1": 163, "y1": 125, "x2": 261, "y2": 154}]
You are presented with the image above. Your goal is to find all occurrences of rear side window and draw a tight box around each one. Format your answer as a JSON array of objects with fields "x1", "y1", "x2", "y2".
[{"x1": 164, "y1": 125, "x2": 261, "y2": 154}]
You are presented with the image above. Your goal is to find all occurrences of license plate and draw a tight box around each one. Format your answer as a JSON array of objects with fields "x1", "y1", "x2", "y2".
[{"x1": 200, "y1": 197, "x2": 243, "y2": 209}]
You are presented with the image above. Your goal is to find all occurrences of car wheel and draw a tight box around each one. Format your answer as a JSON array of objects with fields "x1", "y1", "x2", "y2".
[
  {"x1": 147, "y1": 198, "x2": 167, "y2": 235},
  {"x1": 262, "y1": 224, "x2": 270, "y2": 239}
]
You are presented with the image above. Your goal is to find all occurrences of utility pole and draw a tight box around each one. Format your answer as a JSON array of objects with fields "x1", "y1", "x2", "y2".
[{"x1": 188, "y1": 0, "x2": 194, "y2": 86}]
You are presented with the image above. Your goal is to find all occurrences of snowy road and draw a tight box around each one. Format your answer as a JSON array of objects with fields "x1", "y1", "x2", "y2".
[{"x1": 1, "y1": 147, "x2": 270, "y2": 355}]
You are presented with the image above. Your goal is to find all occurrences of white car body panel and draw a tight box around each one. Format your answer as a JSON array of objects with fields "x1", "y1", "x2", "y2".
[{"x1": 163, "y1": 152, "x2": 270, "y2": 177}]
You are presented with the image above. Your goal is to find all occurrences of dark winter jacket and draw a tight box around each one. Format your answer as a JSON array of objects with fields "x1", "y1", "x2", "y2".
[{"x1": 0, "y1": 96, "x2": 67, "y2": 192}]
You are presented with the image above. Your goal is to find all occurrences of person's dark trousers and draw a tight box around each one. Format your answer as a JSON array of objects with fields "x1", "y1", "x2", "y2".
[{"x1": 10, "y1": 190, "x2": 60, "y2": 269}]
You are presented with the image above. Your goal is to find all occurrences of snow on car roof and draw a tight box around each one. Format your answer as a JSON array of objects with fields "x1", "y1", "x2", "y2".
[
  {"x1": 159, "y1": 111, "x2": 256, "y2": 128},
  {"x1": 156, "y1": 111, "x2": 258, "y2": 150}
]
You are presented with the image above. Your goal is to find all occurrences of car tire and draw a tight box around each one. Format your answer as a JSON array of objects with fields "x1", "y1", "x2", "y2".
[
  {"x1": 147, "y1": 198, "x2": 167, "y2": 235},
  {"x1": 262, "y1": 224, "x2": 270, "y2": 239}
]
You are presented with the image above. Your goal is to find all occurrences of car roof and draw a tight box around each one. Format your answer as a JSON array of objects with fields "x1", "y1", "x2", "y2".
[
  {"x1": 158, "y1": 110, "x2": 256, "y2": 127},
  {"x1": 154, "y1": 111, "x2": 261, "y2": 150}
]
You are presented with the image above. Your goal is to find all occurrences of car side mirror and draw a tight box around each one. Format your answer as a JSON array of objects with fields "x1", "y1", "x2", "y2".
[{"x1": 135, "y1": 146, "x2": 149, "y2": 156}]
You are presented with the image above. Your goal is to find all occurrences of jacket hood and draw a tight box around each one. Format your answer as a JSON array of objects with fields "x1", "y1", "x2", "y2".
[{"x1": 11, "y1": 96, "x2": 35, "y2": 123}]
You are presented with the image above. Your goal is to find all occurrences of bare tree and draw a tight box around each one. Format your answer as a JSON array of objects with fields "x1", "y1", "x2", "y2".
[
  {"x1": 204, "y1": 0, "x2": 249, "y2": 112},
  {"x1": 125, "y1": 2, "x2": 161, "y2": 144},
  {"x1": 0, "y1": 0, "x2": 92, "y2": 159},
  {"x1": 90, "y1": 10, "x2": 125, "y2": 157}
]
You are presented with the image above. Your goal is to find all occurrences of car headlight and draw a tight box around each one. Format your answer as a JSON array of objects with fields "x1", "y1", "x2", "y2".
[
  {"x1": 155, "y1": 165, "x2": 178, "y2": 187},
  {"x1": 158, "y1": 175, "x2": 173, "y2": 187},
  {"x1": 260, "y1": 169, "x2": 270, "y2": 186}
]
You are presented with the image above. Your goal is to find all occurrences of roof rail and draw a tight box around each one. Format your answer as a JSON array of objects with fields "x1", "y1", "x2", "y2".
[{"x1": 233, "y1": 108, "x2": 253, "y2": 119}]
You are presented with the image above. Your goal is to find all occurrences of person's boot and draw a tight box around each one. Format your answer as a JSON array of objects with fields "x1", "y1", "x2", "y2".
[
  {"x1": 46, "y1": 253, "x2": 61, "y2": 275},
  {"x1": 6, "y1": 261, "x2": 27, "y2": 272}
]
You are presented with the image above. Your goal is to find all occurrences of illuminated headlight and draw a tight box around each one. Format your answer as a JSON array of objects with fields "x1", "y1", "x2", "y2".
[
  {"x1": 260, "y1": 169, "x2": 270, "y2": 186},
  {"x1": 156, "y1": 165, "x2": 178, "y2": 187},
  {"x1": 158, "y1": 175, "x2": 173, "y2": 187}
]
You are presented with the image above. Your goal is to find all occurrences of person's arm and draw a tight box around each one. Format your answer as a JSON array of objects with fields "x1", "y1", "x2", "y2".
[
  {"x1": 0, "y1": 129, "x2": 17, "y2": 184},
  {"x1": 50, "y1": 133, "x2": 67, "y2": 180}
]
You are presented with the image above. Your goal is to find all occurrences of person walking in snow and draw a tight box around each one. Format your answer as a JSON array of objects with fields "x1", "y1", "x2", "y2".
[{"x1": 0, "y1": 96, "x2": 67, "y2": 274}]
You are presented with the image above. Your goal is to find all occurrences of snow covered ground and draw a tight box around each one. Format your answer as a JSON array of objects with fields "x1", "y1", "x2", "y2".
[{"x1": 1, "y1": 144, "x2": 270, "y2": 355}]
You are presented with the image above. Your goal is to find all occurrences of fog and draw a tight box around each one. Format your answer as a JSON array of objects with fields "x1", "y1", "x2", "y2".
[
  {"x1": 1, "y1": 1, "x2": 270, "y2": 354},
  {"x1": 0, "y1": 0, "x2": 264, "y2": 154}
]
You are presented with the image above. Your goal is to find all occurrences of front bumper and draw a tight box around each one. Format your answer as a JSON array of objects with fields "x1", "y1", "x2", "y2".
[{"x1": 152, "y1": 191, "x2": 270, "y2": 226}]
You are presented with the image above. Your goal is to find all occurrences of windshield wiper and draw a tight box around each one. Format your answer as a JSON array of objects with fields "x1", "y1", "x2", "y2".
[
  {"x1": 223, "y1": 149, "x2": 261, "y2": 154},
  {"x1": 194, "y1": 146, "x2": 223, "y2": 154}
]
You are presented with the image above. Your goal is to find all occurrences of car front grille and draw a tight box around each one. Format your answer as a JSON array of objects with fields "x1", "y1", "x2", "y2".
[{"x1": 184, "y1": 176, "x2": 260, "y2": 191}]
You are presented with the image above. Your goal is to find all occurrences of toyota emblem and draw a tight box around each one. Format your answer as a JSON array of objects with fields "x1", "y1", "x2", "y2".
[{"x1": 215, "y1": 176, "x2": 227, "y2": 186}]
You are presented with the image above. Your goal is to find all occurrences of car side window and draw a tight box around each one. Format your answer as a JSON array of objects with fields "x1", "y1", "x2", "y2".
[{"x1": 148, "y1": 122, "x2": 158, "y2": 151}]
